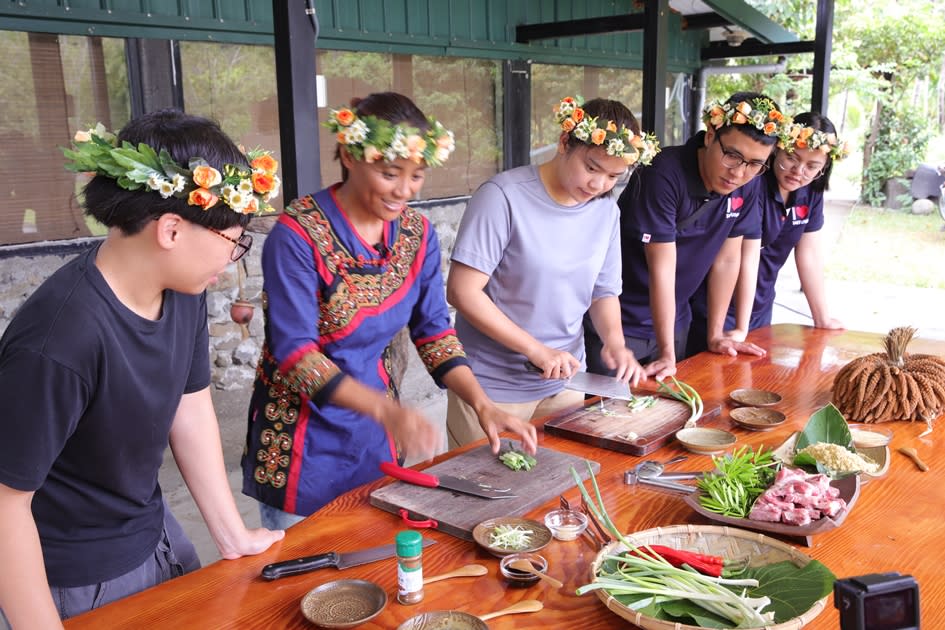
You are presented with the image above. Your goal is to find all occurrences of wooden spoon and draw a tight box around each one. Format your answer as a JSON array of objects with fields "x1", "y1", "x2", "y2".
[
  {"x1": 507, "y1": 559, "x2": 564, "y2": 588},
  {"x1": 479, "y1": 599, "x2": 544, "y2": 621},
  {"x1": 898, "y1": 446, "x2": 929, "y2": 472},
  {"x1": 422, "y1": 563, "x2": 488, "y2": 584}
]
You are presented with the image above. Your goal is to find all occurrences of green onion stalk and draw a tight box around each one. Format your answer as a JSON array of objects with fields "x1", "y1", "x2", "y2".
[
  {"x1": 658, "y1": 377, "x2": 703, "y2": 428},
  {"x1": 569, "y1": 462, "x2": 775, "y2": 627}
]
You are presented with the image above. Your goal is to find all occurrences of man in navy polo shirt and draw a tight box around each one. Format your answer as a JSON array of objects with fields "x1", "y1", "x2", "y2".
[{"x1": 587, "y1": 92, "x2": 786, "y2": 381}]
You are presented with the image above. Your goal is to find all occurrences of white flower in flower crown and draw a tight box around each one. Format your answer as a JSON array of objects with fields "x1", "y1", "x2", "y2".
[
  {"x1": 171, "y1": 174, "x2": 187, "y2": 193},
  {"x1": 606, "y1": 138, "x2": 626, "y2": 157},
  {"x1": 342, "y1": 119, "x2": 369, "y2": 145},
  {"x1": 573, "y1": 122, "x2": 591, "y2": 141},
  {"x1": 389, "y1": 130, "x2": 408, "y2": 160},
  {"x1": 237, "y1": 178, "x2": 254, "y2": 196},
  {"x1": 158, "y1": 180, "x2": 176, "y2": 198},
  {"x1": 147, "y1": 175, "x2": 164, "y2": 191},
  {"x1": 222, "y1": 185, "x2": 252, "y2": 212}
]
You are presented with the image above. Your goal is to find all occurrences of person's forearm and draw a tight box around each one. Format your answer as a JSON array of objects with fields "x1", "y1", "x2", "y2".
[
  {"x1": 795, "y1": 235, "x2": 831, "y2": 325},
  {"x1": 441, "y1": 365, "x2": 491, "y2": 416},
  {"x1": 170, "y1": 389, "x2": 259, "y2": 558},
  {"x1": 448, "y1": 283, "x2": 542, "y2": 358},
  {"x1": 706, "y1": 237, "x2": 746, "y2": 338},
  {"x1": 731, "y1": 238, "x2": 759, "y2": 333},
  {"x1": 587, "y1": 296, "x2": 625, "y2": 348},
  {"x1": 645, "y1": 244, "x2": 677, "y2": 358},
  {"x1": 0, "y1": 486, "x2": 63, "y2": 629}
]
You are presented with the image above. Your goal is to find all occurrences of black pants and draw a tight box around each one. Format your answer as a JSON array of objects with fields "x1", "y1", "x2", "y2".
[{"x1": 584, "y1": 315, "x2": 690, "y2": 376}]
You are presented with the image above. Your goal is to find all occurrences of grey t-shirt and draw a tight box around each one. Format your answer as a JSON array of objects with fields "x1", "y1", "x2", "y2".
[{"x1": 451, "y1": 165, "x2": 622, "y2": 403}]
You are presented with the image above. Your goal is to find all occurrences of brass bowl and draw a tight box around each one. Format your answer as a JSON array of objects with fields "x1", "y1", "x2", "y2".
[
  {"x1": 730, "y1": 388, "x2": 783, "y2": 407},
  {"x1": 730, "y1": 406, "x2": 787, "y2": 431},
  {"x1": 300, "y1": 579, "x2": 387, "y2": 628},
  {"x1": 397, "y1": 610, "x2": 488, "y2": 630}
]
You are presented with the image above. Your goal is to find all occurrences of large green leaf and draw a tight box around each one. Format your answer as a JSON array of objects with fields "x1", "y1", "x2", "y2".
[{"x1": 795, "y1": 403, "x2": 854, "y2": 451}]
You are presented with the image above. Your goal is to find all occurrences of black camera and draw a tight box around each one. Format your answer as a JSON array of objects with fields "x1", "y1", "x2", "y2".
[{"x1": 834, "y1": 572, "x2": 919, "y2": 630}]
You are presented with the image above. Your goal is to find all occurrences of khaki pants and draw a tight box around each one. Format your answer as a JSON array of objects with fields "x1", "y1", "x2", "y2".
[{"x1": 446, "y1": 388, "x2": 585, "y2": 450}]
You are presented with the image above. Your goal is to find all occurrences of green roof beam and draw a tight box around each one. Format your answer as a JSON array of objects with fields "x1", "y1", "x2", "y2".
[{"x1": 701, "y1": 0, "x2": 798, "y2": 44}]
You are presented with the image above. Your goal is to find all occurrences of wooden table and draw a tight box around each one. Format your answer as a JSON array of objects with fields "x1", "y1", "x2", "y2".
[{"x1": 66, "y1": 325, "x2": 944, "y2": 629}]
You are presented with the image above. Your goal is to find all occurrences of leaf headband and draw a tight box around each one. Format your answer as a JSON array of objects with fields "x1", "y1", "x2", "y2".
[
  {"x1": 63, "y1": 123, "x2": 280, "y2": 214},
  {"x1": 779, "y1": 123, "x2": 850, "y2": 161},
  {"x1": 702, "y1": 97, "x2": 787, "y2": 138},
  {"x1": 324, "y1": 107, "x2": 455, "y2": 167},
  {"x1": 553, "y1": 97, "x2": 661, "y2": 167}
]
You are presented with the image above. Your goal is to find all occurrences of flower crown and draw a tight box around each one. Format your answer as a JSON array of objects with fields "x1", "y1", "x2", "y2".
[
  {"x1": 702, "y1": 98, "x2": 787, "y2": 138},
  {"x1": 325, "y1": 107, "x2": 455, "y2": 167},
  {"x1": 63, "y1": 123, "x2": 280, "y2": 214},
  {"x1": 779, "y1": 123, "x2": 850, "y2": 161},
  {"x1": 553, "y1": 97, "x2": 660, "y2": 166}
]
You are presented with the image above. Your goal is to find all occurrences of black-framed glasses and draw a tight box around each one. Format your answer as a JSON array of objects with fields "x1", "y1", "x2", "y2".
[
  {"x1": 716, "y1": 135, "x2": 769, "y2": 175},
  {"x1": 775, "y1": 151, "x2": 826, "y2": 179},
  {"x1": 206, "y1": 226, "x2": 253, "y2": 262}
]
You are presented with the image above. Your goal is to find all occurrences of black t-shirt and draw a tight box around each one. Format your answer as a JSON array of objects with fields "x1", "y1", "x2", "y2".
[{"x1": 0, "y1": 244, "x2": 210, "y2": 586}]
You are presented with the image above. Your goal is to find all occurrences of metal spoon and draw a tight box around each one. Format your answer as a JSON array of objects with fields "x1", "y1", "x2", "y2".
[
  {"x1": 423, "y1": 564, "x2": 488, "y2": 584},
  {"x1": 506, "y1": 559, "x2": 564, "y2": 588},
  {"x1": 479, "y1": 599, "x2": 544, "y2": 621}
]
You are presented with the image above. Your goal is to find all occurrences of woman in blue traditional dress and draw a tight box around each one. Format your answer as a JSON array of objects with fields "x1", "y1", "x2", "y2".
[{"x1": 242, "y1": 92, "x2": 537, "y2": 529}]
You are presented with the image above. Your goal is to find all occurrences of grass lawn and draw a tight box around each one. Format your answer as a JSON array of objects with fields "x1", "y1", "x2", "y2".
[{"x1": 828, "y1": 205, "x2": 945, "y2": 289}]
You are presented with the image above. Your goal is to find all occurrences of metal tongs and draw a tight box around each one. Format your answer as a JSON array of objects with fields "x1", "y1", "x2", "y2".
[{"x1": 623, "y1": 459, "x2": 704, "y2": 494}]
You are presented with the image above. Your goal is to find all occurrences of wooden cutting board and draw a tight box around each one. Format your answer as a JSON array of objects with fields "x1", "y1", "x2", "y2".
[
  {"x1": 544, "y1": 396, "x2": 721, "y2": 456},
  {"x1": 369, "y1": 445, "x2": 599, "y2": 541}
]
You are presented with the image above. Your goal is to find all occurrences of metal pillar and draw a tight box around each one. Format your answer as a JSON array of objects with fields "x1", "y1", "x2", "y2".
[
  {"x1": 502, "y1": 59, "x2": 531, "y2": 170},
  {"x1": 273, "y1": 0, "x2": 321, "y2": 202},
  {"x1": 643, "y1": 0, "x2": 669, "y2": 141},
  {"x1": 126, "y1": 39, "x2": 184, "y2": 118},
  {"x1": 811, "y1": 0, "x2": 834, "y2": 116}
]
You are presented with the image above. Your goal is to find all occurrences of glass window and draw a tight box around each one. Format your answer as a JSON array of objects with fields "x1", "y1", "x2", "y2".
[
  {"x1": 180, "y1": 41, "x2": 284, "y2": 212},
  {"x1": 0, "y1": 32, "x2": 128, "y2": 244},
  {"x1": 531, "y1": 64, "x2": 644, "y2": 163},
  {"x1": 316, "y1": 51, "x2": 501, "y2": 198}
]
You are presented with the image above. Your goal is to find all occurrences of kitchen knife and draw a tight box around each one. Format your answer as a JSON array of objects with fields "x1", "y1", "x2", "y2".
[
  {"x1": 379, "y1": 461, "x2": 517, "y2": 500},
  {"x1": 261, "y1": 537, "x2": 436, "y2": 580},
  {"x1": 524, "y1": 361, "x2": 634, "y2": 401}
]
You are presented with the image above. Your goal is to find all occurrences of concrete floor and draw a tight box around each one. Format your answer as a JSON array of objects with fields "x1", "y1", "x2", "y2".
[{"x1": 162, "y1": 195, "x2": 945, "y2": 567}]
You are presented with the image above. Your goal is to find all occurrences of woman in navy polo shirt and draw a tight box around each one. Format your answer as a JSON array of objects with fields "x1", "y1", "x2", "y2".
[{"x1": 691, "y1": 112, "x2": 848, "y2": 339}]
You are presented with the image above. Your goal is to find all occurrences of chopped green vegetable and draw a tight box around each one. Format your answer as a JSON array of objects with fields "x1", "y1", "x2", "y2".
[
  {"x1": 658, "y1": 377, "x2": 703, "y2": 428},
  {"x1": 499, "y1": 449, "x2": 537, "y2": 471},
  {"x1": 696, "y1": 446, "x2": 778, "y2": 518},
  {"x1": 489, "y1": 524, "x2": 533, "y2": 549},
  {"x1": 627, "y1": 395, "x2": 657, "y2": 413}
]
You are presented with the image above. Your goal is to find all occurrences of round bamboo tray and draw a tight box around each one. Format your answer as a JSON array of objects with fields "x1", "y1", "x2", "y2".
[{"x1": 589, "y1": 524, "x2": 829, "y2": 630}]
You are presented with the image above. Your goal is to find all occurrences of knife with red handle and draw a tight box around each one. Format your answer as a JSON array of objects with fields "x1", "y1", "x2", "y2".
[{"x1": 379, "y1": 461, "x2": 517, "y2": 499}]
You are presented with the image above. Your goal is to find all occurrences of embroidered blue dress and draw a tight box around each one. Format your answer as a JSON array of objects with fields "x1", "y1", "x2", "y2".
[{"x1": 242, "y1": 186, "x2": 468, "y2": 516}]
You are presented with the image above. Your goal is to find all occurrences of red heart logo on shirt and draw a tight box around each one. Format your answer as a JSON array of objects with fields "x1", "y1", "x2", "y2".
[
  {"x1": 731, "y1": 196, "x2": 744, "y2": 210},
  {"x1": 795, "y1": 204, "x2": 810, "y2": 219}
]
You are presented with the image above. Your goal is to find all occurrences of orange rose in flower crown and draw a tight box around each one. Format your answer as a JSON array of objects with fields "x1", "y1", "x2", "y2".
[
  {"x1": 62, "y1": 123, "x2": 280, "y2": 215},
  {"x1": 551, "y1": 96, "x2": 661, "y2": 167}
]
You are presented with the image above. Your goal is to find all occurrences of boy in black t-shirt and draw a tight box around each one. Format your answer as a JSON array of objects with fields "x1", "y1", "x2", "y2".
[{"x1": 0, "y1": 110, "x2": 285, "y2": 626}]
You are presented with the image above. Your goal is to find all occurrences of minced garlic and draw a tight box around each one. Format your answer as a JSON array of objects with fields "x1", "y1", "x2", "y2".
[{"x1": 797, "y1": 442, "x2": 879, "y2": 474}]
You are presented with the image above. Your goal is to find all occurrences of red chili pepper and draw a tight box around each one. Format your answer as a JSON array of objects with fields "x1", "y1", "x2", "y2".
[{"x1": 627, "y1": 545, "x2": 725, "y2": 577}]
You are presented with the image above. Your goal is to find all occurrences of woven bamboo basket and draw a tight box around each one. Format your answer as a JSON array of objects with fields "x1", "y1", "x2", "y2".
[{"x1": 589, "y1": 524, "x2": 829, "y2": 630}]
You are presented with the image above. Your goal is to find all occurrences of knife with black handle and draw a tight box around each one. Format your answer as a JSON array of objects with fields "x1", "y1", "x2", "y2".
[{"x1": 261, "y1": 537, "x2": 436, "y2": 580}]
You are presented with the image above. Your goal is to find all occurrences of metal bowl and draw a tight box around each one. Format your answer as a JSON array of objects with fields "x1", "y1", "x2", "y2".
[
  {"x1": 396, "y1": 610, "x2": 488, "y2": 630},
  {"x1": 299, "y1": 579, "x2": 387, "y2": 628}
]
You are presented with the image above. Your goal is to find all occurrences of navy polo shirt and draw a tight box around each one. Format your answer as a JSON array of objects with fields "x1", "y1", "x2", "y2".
[
  {"x1": 617, "y1": 131, "x2": 762, "y2": 338},
  {"x1": 754, "y1": 171, "x2": 824, "y2": 317}
]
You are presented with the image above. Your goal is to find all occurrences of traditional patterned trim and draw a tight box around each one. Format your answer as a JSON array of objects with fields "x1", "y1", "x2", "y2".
[
  {"x1": 416, "y1": 332, "x2": 466, "y2": 374},
  {"x1": 281, "y1": 348, "x2": 342, "y2": 401},
  {"x1": 283, "y1": 195, "x2": 427, "y2": 343}
]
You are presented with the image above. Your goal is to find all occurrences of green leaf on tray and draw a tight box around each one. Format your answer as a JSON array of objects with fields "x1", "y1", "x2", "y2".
[
  {"x1": 608, "y1": 558, "x2": 835, "y2": 627},
  {"x1": 793, "y1": 403, "x2": 856, "y2": 474}
]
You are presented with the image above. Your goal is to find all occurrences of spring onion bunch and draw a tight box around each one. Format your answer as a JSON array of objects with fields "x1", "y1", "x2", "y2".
[
  {"x1": 570, "y1": 462, "x2": 775, "y2": 627},
  {"x1": 697, "y1": 446, "x2": 778, "y2": 518},
  {"x1": 658, "y1": 377, "x2": 703, "y2": 428}
]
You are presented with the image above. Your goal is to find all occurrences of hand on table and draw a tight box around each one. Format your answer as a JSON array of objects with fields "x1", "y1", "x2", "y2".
[
  {"x1": 644, "y1": 355, "x2": 677, "y2": 382},
  {"x1": 813, "y1": 317, "x2": 844, "y2": 330},
  {"x1": 708, "y1": 332, "x2": 766, "y2": 358},
  {"x1": 219, "y1": 527, "x2": 286, "y2": 560}
]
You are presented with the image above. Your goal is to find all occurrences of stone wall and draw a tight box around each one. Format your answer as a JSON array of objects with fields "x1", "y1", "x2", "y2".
[{"x1": 0, "y1": 197, "x2": 469, "y2": 402}]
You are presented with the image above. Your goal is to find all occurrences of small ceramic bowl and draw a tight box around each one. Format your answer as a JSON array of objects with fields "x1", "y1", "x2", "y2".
[
  {"x1": 300, "y1": 579, "x2": 387, "y2": 628},
  {"x1": 729, "y1": 388, "x2": 783, "y2": 407},
  {"x1": 543, "y1": 509, "x2": 588, "y2": 541},
  {"x1": 730, "y1": 406, "x2": 787, "y2": 431},
  {"x1": 847, "y1": 423, "x2": 894, "y2": 449},
  {"x1": 472, "y1": 517, "x2": 551, "y2": 558},
  {"x1": 676, "y1": 427, "x2": 737, "y2": 455},
  {"x1": 499, "y1": 552, "x2": 548, "y2": 588}
]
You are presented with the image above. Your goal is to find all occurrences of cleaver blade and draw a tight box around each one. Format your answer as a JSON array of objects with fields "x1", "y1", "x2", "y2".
[{"x1": 524, "y1": 361, "x2": 634, "y2": 401}]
